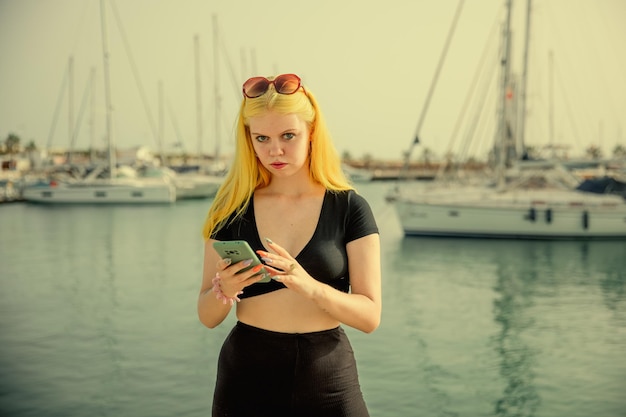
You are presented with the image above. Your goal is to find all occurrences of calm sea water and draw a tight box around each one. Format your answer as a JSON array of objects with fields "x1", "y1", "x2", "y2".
[{"x1": 1, "y1": 182, "x2": 625, "y2": 417}]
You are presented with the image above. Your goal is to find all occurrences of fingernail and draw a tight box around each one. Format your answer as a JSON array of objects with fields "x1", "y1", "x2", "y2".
[
  {"x1": 265, "y1": 237, "x2": 273, "y2": 244},
  {"x1": 251, "y1": 264, "x2": 263, "y2": 273},
  {"x1": 243, "y1": 259, "x2": 253, "y2": 266},
  {"x1": 223, "y1": 258, "x2": 232, "y2": 266},
  {"x1": 261, "y1": 257, "x2": 273, "y2": 264}
]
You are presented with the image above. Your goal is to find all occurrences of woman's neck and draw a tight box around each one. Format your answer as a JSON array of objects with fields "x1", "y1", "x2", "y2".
[{"x1": 260, "y1": 170, "x2": 322, "y2": 197}]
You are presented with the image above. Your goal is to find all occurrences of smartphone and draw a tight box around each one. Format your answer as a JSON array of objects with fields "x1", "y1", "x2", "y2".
[{"x1": 212, "y1": 240, "x2": 271, "y2": 283}]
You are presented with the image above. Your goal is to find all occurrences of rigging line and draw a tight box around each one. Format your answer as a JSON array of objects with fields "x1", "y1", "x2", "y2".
[
  {"x1": 468, "y1": 79, "x2": 497, "y2": 162},
  {"x1": 46, "y1": 61, "x2": 69, "y2": 150},
  {"x1": 553, "y1": 60, "x2": 583, "y2": 149},
  {"x1": 442, "y1": 72, "x2": 497, "y2": 181},
  {"x1": 166, "y1": 98, "x2": 186, "y2": 153},
  {"x1": 442, "y1": 9, "x2": 500, "y2": 165},
  {"x1": 69, "y1": 70, "x2": 94, "y2": 152},
  {"x1": 459, "y1": 53, "x2": 499, "y2": 162},
  {"x1": 436, "y1": 37, "x2": 499, "y2": 179},
  {"x1": 404, "y1": 0, "x2": 465, "y2": 164},
  {"x1": 200, "y1": 42, "x2": 236, "y2": 154},
  {"x1": 109, "y1": 0, "x2": 158, "y2": 147},
  {"x1": 218, "y1": 38, "x2": 244, "y2": 101},
  {"x1": 200, "y1": 46, "x2": 215, "y2": 116}
]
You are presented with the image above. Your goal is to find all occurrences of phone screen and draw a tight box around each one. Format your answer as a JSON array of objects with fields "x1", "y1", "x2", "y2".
[{"x1": 212, "y1": 240, "x2": 270, "y2": 283}]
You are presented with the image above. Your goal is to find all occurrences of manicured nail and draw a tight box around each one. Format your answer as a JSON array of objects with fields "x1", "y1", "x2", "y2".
[
  {"x1": 223, "y1": 258, "x2": 232, "y2": 266},
  {"x1": 243, "y1": 259, "x2": 253, "y2": 266},
  {"x1": 261, "y1": 257, "x2": 273, "y2": 264},
  {"x1": 251, "y1": 264, "x2": 263, "y2": 273},
  {"x1": 265, "y1": 237, "x2": 273, "y2": 244}
]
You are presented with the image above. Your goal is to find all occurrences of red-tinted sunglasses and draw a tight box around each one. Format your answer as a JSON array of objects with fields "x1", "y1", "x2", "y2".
[{"x1": 242, "y1": 73, "x2": 303, "y2": 98}]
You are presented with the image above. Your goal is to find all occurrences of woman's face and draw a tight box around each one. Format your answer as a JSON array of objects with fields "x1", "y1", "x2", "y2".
[{"x1": 248, "y1": 110, "x2": 311, "y2": 177}]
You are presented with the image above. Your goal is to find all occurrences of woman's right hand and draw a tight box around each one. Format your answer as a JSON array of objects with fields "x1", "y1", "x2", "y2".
[
  {"x1": 215, "y1": 257, "x2": 266, "y2": 298},
  {"x1": 198, "y1": 240, "x2": 265, "y2": 328}
]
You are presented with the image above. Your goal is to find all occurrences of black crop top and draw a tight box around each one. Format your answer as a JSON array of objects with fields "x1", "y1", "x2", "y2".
[{"x1": 212, "y1": 189, "x2": 379, "y2": 299}]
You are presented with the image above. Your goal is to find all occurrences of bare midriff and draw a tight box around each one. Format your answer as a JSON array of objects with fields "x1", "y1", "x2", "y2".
[{"x1": 236, "y1": 288, "x2": 340, "y2": 333}]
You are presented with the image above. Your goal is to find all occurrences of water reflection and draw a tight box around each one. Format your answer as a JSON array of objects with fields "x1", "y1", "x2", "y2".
[
  {"x1": 98, "y1": 208, "x2": 126, "y2": 411},
  {"x1": 593, "y1": 242, "x2": 626, "y2": 315},
  {"x1": 392, "y1": 236, "x2": 626, "y2": 417},
  {"x1": 488, "y1": 239, "x2": 626, "y2": 417},
  {"x1": 490, "y1": 242, "x2": 541, "y2": 417},
  {"x1": 376, "y1": 237, "x2": 454, "y2": 415},
  {"x1": 392, "y1": 237, "x2": 499, "y2": 416}
]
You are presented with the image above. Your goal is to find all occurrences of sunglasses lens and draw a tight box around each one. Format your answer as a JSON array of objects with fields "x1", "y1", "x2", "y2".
[
  {"x1": 274, "y1": 74, "x2": 301, "y2": 95},
  {"x1": 242, "y1": 74, "x2": 302, "y2": 98},
  {"x1": 243, "y1": 77, "x2": 270, "y2": 98}
]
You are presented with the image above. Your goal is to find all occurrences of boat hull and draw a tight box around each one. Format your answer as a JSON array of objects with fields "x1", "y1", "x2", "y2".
[
  {"x1": 173, "y1": 175, "x2": 222, "y2": 200},
  {"x1": 22, "y1": 180, "x2": 176, "y2": 204},
  {"x1": 394, "y1": 190, "x2": 626, "y2": 239}
]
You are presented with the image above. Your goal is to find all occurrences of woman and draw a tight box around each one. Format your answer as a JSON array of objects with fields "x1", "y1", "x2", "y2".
[{"x1": 198, "y1": 73, "x2": 381, "y2": 417}]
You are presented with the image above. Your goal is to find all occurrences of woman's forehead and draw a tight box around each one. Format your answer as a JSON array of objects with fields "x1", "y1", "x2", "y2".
[{"x1": 248, "y1": 112, "x2": 305, "y2": 131}]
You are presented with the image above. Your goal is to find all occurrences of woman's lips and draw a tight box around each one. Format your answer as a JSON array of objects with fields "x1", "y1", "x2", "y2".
[{"x1": 270, "y1": 162, "x2": 287, "y2": 169}]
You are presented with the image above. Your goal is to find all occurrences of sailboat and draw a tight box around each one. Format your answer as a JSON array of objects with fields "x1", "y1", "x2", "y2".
[
  {"x1": 144, "y1": 77, "x2": 222, "y2": 201},
  {"x1": 390, "y1": 0, "x2": 626, "y2": 239},
  {"x1": 22, "y1": 0, "x2": 176, "y2": 204},
  {"x1": 161, "y1": 22, "x2": 226, "y2": 200}
]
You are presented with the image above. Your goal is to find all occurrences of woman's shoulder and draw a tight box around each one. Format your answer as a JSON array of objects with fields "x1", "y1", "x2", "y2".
[
  {"x1": 326, "y1": 188, "x2": 369, "y2": 206},
  {"x1": 326, "y1": 188, "x2": 378, "y2": 236}
]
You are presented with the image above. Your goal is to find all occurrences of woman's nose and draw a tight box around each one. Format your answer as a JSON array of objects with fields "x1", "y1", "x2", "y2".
[{"x1": 268, "y1": 141, "x2": 284, "y2": 156}]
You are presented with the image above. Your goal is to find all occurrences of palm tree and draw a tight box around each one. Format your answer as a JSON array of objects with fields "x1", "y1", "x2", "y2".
[
  {"x1": 585, "y1": 144, "x2": 602, "y2": 160},
  {"x1": 612, "y1": 144, "x2": 626, "y2": 159},
  {"x1": 420, "y1": 147, "x2": 434, "y2": 168},
  {"x1": 362, "y1": 153, "x2": 373, "y2": 169},
  {"x1": 25, "y1": 141, "x2": 37, "y2": 152},
  {"x1": 3, "y1": 133, "x2": 21, "y2": 155}
]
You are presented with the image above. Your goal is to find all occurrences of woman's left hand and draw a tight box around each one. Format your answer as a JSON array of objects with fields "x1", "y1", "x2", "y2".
[{"x1": 256, "y1": 239, "x2": 320, "y2": 297}]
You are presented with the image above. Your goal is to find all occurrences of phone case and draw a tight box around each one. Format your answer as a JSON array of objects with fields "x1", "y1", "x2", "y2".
[{"x1": 212, "y1": 240, "x2": 271, "y2": 283}]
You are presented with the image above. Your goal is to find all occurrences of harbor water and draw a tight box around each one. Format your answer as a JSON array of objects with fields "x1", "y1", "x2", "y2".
[{"x1": 1, "y1": 182, "x2": 625, "y2": 417}]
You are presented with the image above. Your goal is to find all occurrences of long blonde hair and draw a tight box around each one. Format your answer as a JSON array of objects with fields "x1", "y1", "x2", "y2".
[{"x1": 202, "y1": 79, "x2": 352, "y2": 240}]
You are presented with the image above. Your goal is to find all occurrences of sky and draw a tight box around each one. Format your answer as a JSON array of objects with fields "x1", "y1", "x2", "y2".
[{"x1": 0, "y1": 0, "x2": 625, "y2": 162}]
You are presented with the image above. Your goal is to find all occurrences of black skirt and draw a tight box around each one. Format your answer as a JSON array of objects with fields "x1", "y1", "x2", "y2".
[{"x1": 212, "y1": 321, "x2": 370, "y2": 417}]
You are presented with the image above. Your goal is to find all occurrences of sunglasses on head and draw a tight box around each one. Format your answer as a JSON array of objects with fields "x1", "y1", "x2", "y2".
[{"x1": 242, "y1": 73, "x2": 303, "y2": 98}]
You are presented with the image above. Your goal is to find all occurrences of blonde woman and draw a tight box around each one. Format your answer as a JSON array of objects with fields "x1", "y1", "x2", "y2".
[{"x1": 198, "y1": 74, "x2": 381, "y2": 417}]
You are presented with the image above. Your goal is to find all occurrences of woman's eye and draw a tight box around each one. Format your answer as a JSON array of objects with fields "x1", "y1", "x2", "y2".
[
  {"x1": 283, "y1": 132, "x2": 296, "y2": 140},
  {"x1": 255, "y1": 135, "x2": 269, "y2": 142}
]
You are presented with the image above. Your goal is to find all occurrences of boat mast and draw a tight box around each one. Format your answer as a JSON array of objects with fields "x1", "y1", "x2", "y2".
[
  {"x1": 68, "y1": 56, "x2": 74, "y2": 154},
  {"x1": 517, "y1": 0, "x2": 532, "y2": 157},
  {"x1": 496, "y1": 0, "x2": 513, "y2": 189},
  {"x1": 89, "y1": 67, "x2": 96, "y2": 162},
  {"x1": 100, "y1": 0, "x2": 115, "y2": 178},
  {"x1": 158, "y1": 80, "x2": 164, "y2": 165},
  {"x1": 194, "y1": 34, "x2": 203, "y2": 158},
  {"x1": 548, "y1": 49, "x2": 554, "y2": 157},
  {"x1": 402, "y1": 0, "x2": 465, "y2": 175},
  {"x1": 212, "y1": 14, "x2": 222, "y2": 163}
]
